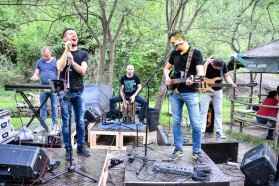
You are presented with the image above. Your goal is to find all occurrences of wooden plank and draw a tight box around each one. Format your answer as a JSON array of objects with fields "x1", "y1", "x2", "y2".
[
  {"x1": 98, "y1": 151, "x2": 109, "y2": 186},
  {"x1": 233, "y1": 111, "x2": 277, "y2": 121},
  {"x1": 87, "y1": 122, "x2": 97, "y2": 143},
  {"x1": 234, "y1": 117, "x2": 269, "y2": 128},
  {"x1": 89, "y1": 130, "x2": 147, "y2": 151}
]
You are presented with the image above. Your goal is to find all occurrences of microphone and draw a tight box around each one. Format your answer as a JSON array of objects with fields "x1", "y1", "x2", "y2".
[
  {"x1": 173, "y1": 41, "x2": 184, "y2": 49},
  {"x1": 67, "y1": 42, "x2": 72, "y2": 50}
]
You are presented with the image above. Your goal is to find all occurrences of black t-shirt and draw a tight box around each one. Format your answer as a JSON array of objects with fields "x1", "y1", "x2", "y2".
[
  {"x1": 59, "y1": 49, "x2": 88, "y2": 91},
  {"x1": 169, "y1": 47, "x2": 203, "y2": 92},
  {"x1": 120, "y1": 74, "x2": 141, "y2": 97},
  {"x1": 204, "y1": 62, "x2": 228, "y2": 91}
]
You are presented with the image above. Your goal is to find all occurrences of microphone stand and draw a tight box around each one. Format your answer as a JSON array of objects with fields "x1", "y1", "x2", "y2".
[
  {"x1": 135, "y1": 49, "x2": 173, "y2": 175},
  {"x1": 42, "y1": 54, "x2": 98, "y2": 183}
]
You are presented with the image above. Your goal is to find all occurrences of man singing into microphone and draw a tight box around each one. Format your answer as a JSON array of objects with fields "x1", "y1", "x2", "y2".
[
  {"x1": 164, "y1": 30, "x2": 205, "y2": 164},
  {"x1": 57, "y1": 28, "x2": 90, "y2": 160}
]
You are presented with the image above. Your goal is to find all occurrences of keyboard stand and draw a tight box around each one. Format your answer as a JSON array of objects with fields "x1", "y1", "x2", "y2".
[{"x1": 18, "y1": 90, "x2": 50, "y2": 132}]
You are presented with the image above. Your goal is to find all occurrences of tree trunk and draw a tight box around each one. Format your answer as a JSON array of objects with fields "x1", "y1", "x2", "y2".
[
  {"x1": 108, "y1": 42, "x2": 116, "y2": 84},
  {"x1": 97, "y1": 43, "x2": 107, "y2": 84},
  {"x1": 155, "y1": 77, "x2": 167, "y2": 110}
]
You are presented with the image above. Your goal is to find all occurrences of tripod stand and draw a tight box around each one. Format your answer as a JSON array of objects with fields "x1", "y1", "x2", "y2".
[
  {"x1": 135, "y1": 50, "x2": 173, "y2": 175},
  {"x1": 42, "y1": 58, "x2": 98, "y2": 183}
]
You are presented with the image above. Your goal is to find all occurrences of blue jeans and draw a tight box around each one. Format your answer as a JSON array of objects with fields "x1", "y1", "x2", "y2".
[
  {"x1": 40, "y1": 92, "x2": 58, "y2": 126},
  {"x1": 200, "y1": 90, "x2": 223, "y2": 133},
  {"x1": 109, "y1": 95, "x2": 147, "y2": 119},
  {"x1": 59, "y1": 91, "x2": 85, "y2": 149},
  {"x1": 256, "y1": 116, "x2": 274, "y2": 137},
  {"x1": 169, "y1": 92, "x2": 202, "y2": 154}
]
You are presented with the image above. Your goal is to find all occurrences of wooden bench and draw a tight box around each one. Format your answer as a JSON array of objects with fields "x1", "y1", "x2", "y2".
[
  {"x1": 233, "y1": 113, "x2": 278, "y2": 146},
  {"x1": 234, "y1": 110, "x2": 277, "y2": 122},
  {"x1": 234, "y1": 117, "x2": 275, "y2": 130}
]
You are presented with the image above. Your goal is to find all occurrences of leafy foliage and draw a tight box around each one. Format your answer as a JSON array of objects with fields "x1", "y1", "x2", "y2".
[{"x1": 0, "y1": 0, "x2": 278, "y2": 98}]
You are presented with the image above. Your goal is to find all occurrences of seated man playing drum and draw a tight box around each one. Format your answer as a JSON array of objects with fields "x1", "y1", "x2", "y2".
[{"x1": 106, "y1": 64, "x2": 147, "y2": 123}]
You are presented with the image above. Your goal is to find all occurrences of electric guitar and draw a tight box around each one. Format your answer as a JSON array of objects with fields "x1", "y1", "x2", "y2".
[
  {"x1": 199, "y1": 77, "x2": 257, "y2": 93},
  {"x1": 168, "y1": 75, "x2": 204, "y2": 93}
]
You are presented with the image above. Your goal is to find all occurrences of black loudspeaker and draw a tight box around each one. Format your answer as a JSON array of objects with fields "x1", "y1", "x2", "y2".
[
  {"x1": 0, "y1": 144, "x2": 49, "y2": 182},
  {"x1": 84, "y1": 109, "x2": 97, "y2": 123},
  {"x1": 240, "y1": 144, "x2": 276, "y2": 185},
  {"x1": 147, "y1": 108, "x2": 160, "y2": 132}
]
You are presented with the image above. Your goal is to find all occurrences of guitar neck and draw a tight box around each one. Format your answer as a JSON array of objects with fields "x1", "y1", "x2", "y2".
[
  {"x1": 207, "y1": 83, "x2": 250, "y2": 88},
  {"x1": 171, "y1": 78, "x2": 188, "y2": 85}
]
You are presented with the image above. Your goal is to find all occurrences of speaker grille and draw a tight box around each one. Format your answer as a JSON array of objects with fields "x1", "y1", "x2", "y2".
[{"x1": 240, "y1": 144, "x2": 276, "y2": 185}]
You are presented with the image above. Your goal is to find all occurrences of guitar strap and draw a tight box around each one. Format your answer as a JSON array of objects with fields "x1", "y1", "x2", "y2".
[
  {"x1": 184, "y1": 47, "x2": 194, "y2": 78},
  {"x1": 173, "y1": 47, "x2": 194, "y2": 93}
]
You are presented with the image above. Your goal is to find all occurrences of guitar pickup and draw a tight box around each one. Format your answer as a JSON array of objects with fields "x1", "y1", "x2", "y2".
[{"x1": 193, "y1": 75, "x2": 204, "y2": 82}]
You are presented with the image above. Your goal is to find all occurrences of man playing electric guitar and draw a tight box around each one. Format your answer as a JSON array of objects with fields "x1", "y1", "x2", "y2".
[
  {"x1": 168, "y1": 70, "x2": 204, "y2": 93},
  {"x1": 164, "y1": 30, "x2": 205, "y2": 164},
  {"x1": 200, "y1": 58, "x2": 237, "y2": 139}
]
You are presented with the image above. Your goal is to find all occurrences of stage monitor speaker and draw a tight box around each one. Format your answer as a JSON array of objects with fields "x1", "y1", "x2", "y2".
[
  {"x1": 0, "y1": 144, "x2": 49, "y2": 182},
  {"x1": 240, "y1": 144, "x2": 276, "y2": 185},
  {"x1": 84, "y1": 109, "x2": 98, "y2": 123},
  {"x1": 147, "y1": 108, "x2": 160, "y2": 132}
]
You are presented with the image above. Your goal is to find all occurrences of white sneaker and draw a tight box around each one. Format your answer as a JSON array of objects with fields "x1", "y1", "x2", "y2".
[
  {"x1": 34, "y1": 125, "x2": 45, "y2": 133},
  {"x1": 216, "y1": 131, "x2": 226, "y2": 139}
]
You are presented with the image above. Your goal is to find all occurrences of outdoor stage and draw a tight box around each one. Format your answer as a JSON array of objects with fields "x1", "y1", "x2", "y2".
[
  {"x1": 0, "y1": 133, "x2": 236, "y2": 186},
  {"x1": 0, "y1": 119, "x2": 238, "y2": 186}
]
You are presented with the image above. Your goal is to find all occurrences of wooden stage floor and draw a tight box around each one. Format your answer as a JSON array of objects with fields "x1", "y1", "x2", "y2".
[
  {"x1": 42, "y1": 148, "x2": 107, "y2": 186},
  {"x1": 124, "y1": 145, "x2": 230, "y2": 186}
]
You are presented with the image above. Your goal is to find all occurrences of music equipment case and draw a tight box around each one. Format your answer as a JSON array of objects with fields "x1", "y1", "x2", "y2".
[
  {"x1": 0, "y1": 109, "x2": 11, "y2": 129},
  {"x1": 0, "y1": 109, "x2": 14, "y2": 144}
]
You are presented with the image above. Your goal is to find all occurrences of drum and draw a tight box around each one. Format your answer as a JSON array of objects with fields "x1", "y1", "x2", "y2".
[{"x1": 122, "y1": 100, "x2": 135, "y2": 124}]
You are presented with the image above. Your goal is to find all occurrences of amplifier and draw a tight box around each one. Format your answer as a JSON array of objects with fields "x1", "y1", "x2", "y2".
[
  {"x1": 240, "y1": 144, "x2": 276, "y2": 185},
  {"x1": 0, "y1": 144, "x2": 49, "y2": 181},
  {"x1": 47, "y1": 131, "x2": 62, "y2": 145},
  {"x1": 0, "y1": 109, "x2": 11, "y2": 129},
  {"x1": 0, "y1": 125, "x2": 14, "y2": 143}
]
